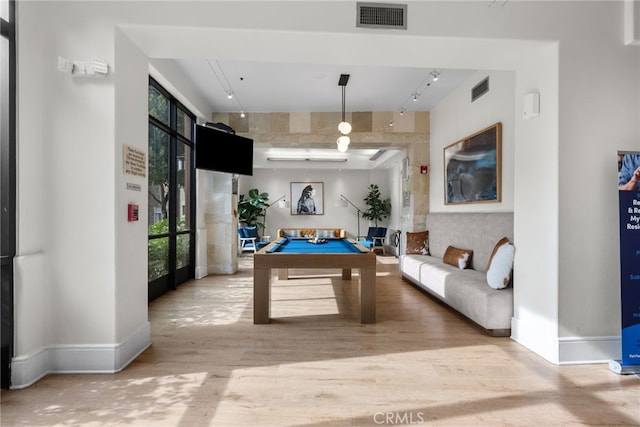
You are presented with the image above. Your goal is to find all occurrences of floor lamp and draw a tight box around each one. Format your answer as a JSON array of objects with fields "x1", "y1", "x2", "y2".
[
  {"x1": 263, "y1": 194, "x2": 289, "y2": 238},
  {"x1": 339, "y1": 193, "x2": 364, "y2": 239}
]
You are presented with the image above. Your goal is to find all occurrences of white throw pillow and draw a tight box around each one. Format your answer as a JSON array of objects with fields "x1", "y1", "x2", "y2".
[
  {"x1": 486, "y1": 242, "x2": 515, "y2": 289},
  {"x1": 285, "y1": 230, "x2": 301, "y2": 238},
  {"x1": 316, "y1": 229, "x2": 334, "y2": 239}
]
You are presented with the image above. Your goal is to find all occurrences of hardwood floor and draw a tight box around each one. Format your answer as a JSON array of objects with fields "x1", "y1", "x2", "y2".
[{"x1": 2, "y1": 255, "x2": 639, "y2": 426}]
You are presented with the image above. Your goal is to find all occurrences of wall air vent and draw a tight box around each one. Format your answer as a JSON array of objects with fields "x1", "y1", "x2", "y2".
[
  {"x1": 357, "y1": 2, "x2": 407, "y2": 29},
  {"x1": 471, "y1": 76, "x2": 490, "y2": 102}
]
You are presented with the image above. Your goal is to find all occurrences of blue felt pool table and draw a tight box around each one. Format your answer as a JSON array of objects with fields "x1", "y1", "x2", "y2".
[
  {"x1": 253, "y1": 237, "x2": 377, "y2": 324},
  {"x1": 266, "y1": 237, "x2": 365, "y2": 254}
]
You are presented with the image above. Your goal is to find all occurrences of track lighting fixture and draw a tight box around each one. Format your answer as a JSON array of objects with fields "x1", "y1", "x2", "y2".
[
  {"x1": 398, "y1": 68, "x2": 442, "y2": 115},
  {"x1": 208, "y1": 60, "x2": 246, "y2": 118}
]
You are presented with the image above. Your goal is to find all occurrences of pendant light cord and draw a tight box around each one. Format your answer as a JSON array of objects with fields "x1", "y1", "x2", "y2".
[{"x1": 342, "y1": 86, "x2": 346, "y2": 122}]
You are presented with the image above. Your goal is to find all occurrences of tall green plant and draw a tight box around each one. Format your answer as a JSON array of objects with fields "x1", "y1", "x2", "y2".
[
  {"x1": 238, "y1": 188, "x2": 270, "y2": 229},
  {"x1": 362, "y1": 184, "x2": 391, "y2": 227}
]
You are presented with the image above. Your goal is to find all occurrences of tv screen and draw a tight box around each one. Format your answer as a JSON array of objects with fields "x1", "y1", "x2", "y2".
[{"x1": 195, "y1": 124, "x2": 254, "y2": 176}]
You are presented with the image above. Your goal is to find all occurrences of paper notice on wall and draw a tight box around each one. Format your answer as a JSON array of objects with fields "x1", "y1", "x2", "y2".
[{"x1": 123, "y1": 145, "x2": 146, "y2": 177}]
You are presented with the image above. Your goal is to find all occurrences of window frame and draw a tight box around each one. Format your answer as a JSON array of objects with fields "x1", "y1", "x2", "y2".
[
  {"x1": 1, "y1": 0, "x2": 16, "y2": 390},
  {"x1": 147, "y1": 77, "x2": 196, "y2": 301}
]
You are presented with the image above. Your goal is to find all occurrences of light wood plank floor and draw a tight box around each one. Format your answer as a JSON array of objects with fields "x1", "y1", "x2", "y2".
[{"x1": 2, "y1": 255, "x2": 639, "y2": 427}]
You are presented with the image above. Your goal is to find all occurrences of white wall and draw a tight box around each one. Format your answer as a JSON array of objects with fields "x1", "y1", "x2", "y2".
[
  {"x1": 554, "y1": 3, "x2": 639, "y2": 361},
  {"x1": 13, "y1": 1, "x2": 53, "y2": 384},
  {"x1": 14, "y1": 1, "x2": 130, "y2": 385},
  {"x1": 11, "y1": 0, "x2": 640, "y2": 388},
  {"x1": 238, "y1": 168, "x2": 397, "y2": 241},
  {"x1": 430, "y1": 70, "x2": 516, "y2": 213},
  {"x1": 113, "y1": 27, "x2": 152, "y2": 362}
]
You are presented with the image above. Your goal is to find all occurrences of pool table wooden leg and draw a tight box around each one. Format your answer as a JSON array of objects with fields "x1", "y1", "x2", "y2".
[
  {"x1": 360, "y1": 266, "x2": 376, "y2": 323},
  {"x1": 342, "y1": 269, "x2": 352, "y2": 280},
  {"x1": 254, "y1": 267, "x2": 271, "y2": 324}
]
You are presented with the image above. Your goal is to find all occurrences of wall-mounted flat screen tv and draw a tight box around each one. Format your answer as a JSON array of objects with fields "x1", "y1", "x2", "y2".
[{"x1": 195, "y1": 124, "x2": 253, "y2": 176}]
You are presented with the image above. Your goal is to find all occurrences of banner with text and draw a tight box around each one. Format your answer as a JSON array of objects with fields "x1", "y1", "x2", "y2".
[{"x1": 617, "y1": 151, "x2": 640, "y2": 367}]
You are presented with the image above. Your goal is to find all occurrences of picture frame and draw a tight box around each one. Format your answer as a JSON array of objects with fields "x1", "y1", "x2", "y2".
[
  {"x1": 444, "y1": 122, "x2": 502, "y2": 205},
  {"x1": 290, "y1": 182, "x2": 324, "y2": 215}
]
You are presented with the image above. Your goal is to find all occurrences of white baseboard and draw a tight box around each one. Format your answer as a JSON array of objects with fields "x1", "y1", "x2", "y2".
[
  {"x1": 511, "y1": 316, "x2": 620, "y2": 365},
  {"x1": 195, "y1": 265, "x2": 208, "y2": 279},
  {"x1": 11, "y1": 322, "x2": 151, "y2": 389},
  {"x1": 208, "y1": 264, "x2": 237, "y2": 275},
  {"x1": 558, "y1": 335, "x2": 621, "y2": 365}
]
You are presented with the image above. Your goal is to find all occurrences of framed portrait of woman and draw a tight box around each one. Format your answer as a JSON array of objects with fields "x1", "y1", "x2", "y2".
[{"x1": 291, "y1": 182, "x2": 324, "y2": 215}]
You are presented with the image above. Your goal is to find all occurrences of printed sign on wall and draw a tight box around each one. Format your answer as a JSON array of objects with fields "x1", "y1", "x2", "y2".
[
  {"x1": 123, "y1": 145, "x2": 147, "y2": 178},
  {"x1": 616, "y1": 151, "x2": 640, "y2": 371}
]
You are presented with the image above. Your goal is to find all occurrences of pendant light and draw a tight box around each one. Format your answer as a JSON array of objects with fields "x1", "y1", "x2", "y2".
[{"x1": 337, "y1": 74, "x2": 351, "y2": 151}]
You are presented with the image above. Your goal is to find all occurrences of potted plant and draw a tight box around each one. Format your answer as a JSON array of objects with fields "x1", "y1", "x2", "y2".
[
  {"x1": 362, "y1": 184, "x2": 391, "y2": 227},
  {"x1": 237, "y1": 188, "x2": 270, "y2": 230}
]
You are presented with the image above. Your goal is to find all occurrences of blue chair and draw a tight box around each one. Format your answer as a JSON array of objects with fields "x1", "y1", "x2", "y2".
[
  {"x1": 238, "y1": 226, "x2": 270, "y2": 253},
  {"x1": 358, "y1": 227, "x2": 387, "y2": 254}
]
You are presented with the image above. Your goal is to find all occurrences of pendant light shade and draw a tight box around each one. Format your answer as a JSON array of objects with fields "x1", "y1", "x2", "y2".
[
  {"x1": 337, "y1": 135, "x2": 350, "y2": 146},
  {"x1": 338, "y1": 121, "x2": 352, "y2": 135}
]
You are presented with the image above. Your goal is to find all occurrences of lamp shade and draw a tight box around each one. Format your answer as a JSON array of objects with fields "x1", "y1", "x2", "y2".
[
  {"x1": 277, "y1": 200, "x2": 290, "y2": 209},
  {"x1": 338, "y1": 121, "x2": 352, "y2": 135}
]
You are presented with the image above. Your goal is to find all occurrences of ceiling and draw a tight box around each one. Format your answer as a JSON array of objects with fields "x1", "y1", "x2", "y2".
[{"x1": 165, "y1": 59, "x2": 476, "y2": 169}]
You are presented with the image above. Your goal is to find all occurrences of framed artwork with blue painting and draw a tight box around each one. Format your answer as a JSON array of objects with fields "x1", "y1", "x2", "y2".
[{"x1": 444, "y1": 122, "x2": 502, "y2": 205}]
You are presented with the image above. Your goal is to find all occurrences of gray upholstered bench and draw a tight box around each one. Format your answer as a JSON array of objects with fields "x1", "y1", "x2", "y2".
[{"x1": 399, "y1": 212, "x2": 514, "y2": 336}]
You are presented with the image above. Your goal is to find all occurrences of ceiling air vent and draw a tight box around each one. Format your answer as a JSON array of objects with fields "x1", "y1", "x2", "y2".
[
  {"x1": 357, "y1": 3, "x2": 407, "y2": 29},
  {"x1": 471, "y1": 76, "x2": 490, "y2": 102}
]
